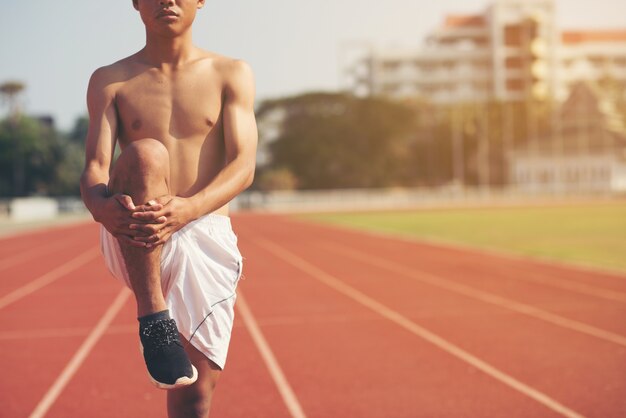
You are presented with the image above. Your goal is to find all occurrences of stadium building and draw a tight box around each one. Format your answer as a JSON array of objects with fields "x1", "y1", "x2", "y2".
[
  {"x1": 346, "y1": 0, "x2": 626, "y2": 105},
  {"x1": 509, "y1": 82, "x2": 626, "y2": 193}
]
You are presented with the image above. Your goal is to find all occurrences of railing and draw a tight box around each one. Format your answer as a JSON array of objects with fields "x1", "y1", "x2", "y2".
[{"x1": 233, "y1": 186, "x2": 622, "y2": 213}]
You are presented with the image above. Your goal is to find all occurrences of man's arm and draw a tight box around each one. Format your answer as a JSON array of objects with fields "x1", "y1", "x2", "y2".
[
  {"x1": 131, "y1": 60, "x2": 257, "y2": 245},
  {"x1": 188, "y1": 59, "x2": 258, "y2": 214},
  {"x1": 80, "y1": 67, "x2": 149, "y2": 248}
]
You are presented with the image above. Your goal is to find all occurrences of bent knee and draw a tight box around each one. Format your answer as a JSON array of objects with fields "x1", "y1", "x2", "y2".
[
  {"x1": 116, "y1": 138, "x2": 169, "y2": 170},
  {"x1": 122, "y1": 138, "x2": 169, "y2": 166}
]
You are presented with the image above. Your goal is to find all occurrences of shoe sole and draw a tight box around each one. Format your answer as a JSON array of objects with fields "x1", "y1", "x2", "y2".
[
  {"x1": 140, "y1": 343, "x2": 199, "y2": 390},
  {"x1": 150, "y1": 364, "x2": 198, "y2": 390}
]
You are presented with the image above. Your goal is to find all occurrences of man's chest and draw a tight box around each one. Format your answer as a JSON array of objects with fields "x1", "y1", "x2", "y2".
[{"x1": 114, "y1": 71, "x2": 222, "y2": 140}]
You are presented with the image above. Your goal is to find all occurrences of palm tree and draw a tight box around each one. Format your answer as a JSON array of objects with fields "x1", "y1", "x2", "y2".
[{"x1": 0, "y1": 81, "x2": 25, "y2": 120}]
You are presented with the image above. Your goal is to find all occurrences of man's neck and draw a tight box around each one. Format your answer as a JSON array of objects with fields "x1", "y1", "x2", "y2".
[{"x1": 142, "y1": 30, "x2": 196, "y2": 70}]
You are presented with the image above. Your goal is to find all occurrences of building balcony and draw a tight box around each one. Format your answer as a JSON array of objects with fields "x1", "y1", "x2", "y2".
[{"x1": 428, "y1": 26, "x2": 490, "y2": 43}]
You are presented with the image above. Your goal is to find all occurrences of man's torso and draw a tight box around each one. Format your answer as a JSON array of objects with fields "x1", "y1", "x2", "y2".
[{"x1": 109, "y1": 51, "x2": 229, "y2": 212}]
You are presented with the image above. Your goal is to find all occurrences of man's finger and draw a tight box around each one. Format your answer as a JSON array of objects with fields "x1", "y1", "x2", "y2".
[
  {"x1": 130, "y1": 228, "x2": 152, "y2": 238},
  {"x1": 115, "y1": 194, "x2": 136, "y2": 211},
  {"x1": 129, "y1": 223, "x2": 161, "y2": 234},
  {"x1": 132, "y1": 229, "x2": 160, "y2": 240},
  {"x1": 115, "y1": 234, "x2": 146, "y2": 248},
  {"x1": 132, "y1": 236, "x2": 152, "y2": 243},
  {"x1": 152, "y1": 236, "x2": 168, "y2": 247},
  {"x1": 133, "y1": 203, "x2": 163, "y2": 213},
  {"x1": 132, "y1": 210, "x2": 167, "y2": 221}
]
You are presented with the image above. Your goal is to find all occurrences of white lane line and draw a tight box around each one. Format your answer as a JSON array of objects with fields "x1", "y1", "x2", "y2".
[
  {"x1": 316, "y1": 232, "x2": 626, "y2": 304},
  {"x1": 28, "y1": 287, "x2": 131, "y2": 418},
  {"x1": 0, "y1": 324, "x2": 136, "y2": 341},
  {"x1": 325, "y1": 242, "x2": 626, "y2": 348},
  {"x1": 492, "y1": 265, "x2": 626, "y2": 304},
  {"x1": 0, "y1": 239, "x2": 76, "y2": 272},
  {"x1": 299, "y1": 217, "x2": 626, "y2": 280},
  {"x1": 255, "y1": 237, "x2": 585, "y2": 418},
  {"x1": 236, "y1": 290, "x2": 307, "y2": 418},
  {"x1": 0, "y1": 247, "x2": 99, "y2": 310}
]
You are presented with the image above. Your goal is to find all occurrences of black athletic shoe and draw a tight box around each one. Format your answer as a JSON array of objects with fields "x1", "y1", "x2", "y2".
[{"x1": 139, "y1": 316, "x2": 198, "y2": 389}]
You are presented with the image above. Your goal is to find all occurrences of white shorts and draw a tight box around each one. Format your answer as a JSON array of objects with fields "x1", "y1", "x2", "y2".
[{"x1": 100, "y1": 214, "x2": 243, "y2": 370}]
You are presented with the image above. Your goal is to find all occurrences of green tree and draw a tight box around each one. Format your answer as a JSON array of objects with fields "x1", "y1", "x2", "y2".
[
  {"x1": 0, "y1": 115, "x2": 57, "y2": 196},
  {"x1": 0, "y1": 114, "x2": 85, "y2": 197},
  {"x1": 257, "y1": 167, "x2": 298, "y2": 191},
  {"x1": 68, "y1": 115, "x2": 89, "y2": 144},
  {"x1": 259, "y1": 93, "x2": 418, "y2": 189},
  {"x1": 48, "y1": 115, "x2": 89, "y2": 195}
]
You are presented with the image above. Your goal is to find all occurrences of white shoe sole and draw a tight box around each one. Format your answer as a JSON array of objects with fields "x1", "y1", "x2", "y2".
[
  {"x1": 150, "y1": 365, "x2": 198, "y2": 390},
  {"x1": 140, "y1": 343, "x2": 199, "y2": 390}
]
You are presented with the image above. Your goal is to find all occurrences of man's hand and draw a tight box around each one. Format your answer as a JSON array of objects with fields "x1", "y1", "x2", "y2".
[
  {"x1": 98, "y1": 194, "x2": 165, "y2": 248},
  {"x1": 129, "y1": 196, "x2": 196, "y2": 248}
]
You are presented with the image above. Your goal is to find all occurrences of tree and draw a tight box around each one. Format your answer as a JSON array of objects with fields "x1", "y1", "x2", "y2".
[
  {"x1": 257, "y1": 168, "x2": 298, "y2": 191},
  {"x1": 0, "y1": 113, "x2": 86, "y2": 197},
  {"x1": 0, "y1": 115, "x2": 57, "y2": 196},
  {"x1": 1, "y1": 80, "x2": 28, "y2": 194},
  {"x1": 0, "y1": 81, "x2": 85, "y2": 197},
  {"x1": 258, "y1": 93, "x2": 418, "y2": 189},
  {"x1": 68, "y1": 115, "x2": 89, "y2": 144}
]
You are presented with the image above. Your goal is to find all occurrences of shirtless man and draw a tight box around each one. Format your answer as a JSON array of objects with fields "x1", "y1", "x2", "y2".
[{"x1": 80, "y1": 0, "x2": 257, "y2": 416}]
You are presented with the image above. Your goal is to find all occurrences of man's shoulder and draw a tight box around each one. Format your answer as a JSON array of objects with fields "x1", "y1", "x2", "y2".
[
  {"x1": 201, "y1": 52, "x2": 254, "y2": 95},
  {"x1": 209, "y1": 53, "x2": 251, "y2": 73},
  {"x1": 196, "y1": 51, "x2": 253, "y2": 87},
  {"x1": 89, "y1": 53, "x2": 140, "y2": 90}
]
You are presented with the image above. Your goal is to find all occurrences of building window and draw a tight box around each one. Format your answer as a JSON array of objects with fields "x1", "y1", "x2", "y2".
[
  {"x1": 589, "y1": 56, "x2": 605, "y2": 67},
  {"x1": 504, "y1": 25, "x2": 523, "y2": 47},
  {"x1": 505, "y1": 56, "x2": 523, "y2": 70},
  {"x1": 506, "y1": 78, "x2": 524, "y2": 92},
  {"x1": 382, "y1": 61, "x2": 401, "y2": 72}
]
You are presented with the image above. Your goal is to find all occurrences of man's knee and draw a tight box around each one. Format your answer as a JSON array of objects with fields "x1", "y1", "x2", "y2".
[
  {"x1": 120, "y1": 138, "x2": 169, "y2": 172},
  {"x1": 110, "y1": 139, "x2": 170, "y2": 194}
]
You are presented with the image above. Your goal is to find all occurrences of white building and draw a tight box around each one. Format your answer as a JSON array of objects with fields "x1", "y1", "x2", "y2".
[
  {"x1": 347, "y1": 0, "x2": 626, "y2": 105},
  {"x1": 510, "y1": 83, "x2": 626, "y2": 193}
]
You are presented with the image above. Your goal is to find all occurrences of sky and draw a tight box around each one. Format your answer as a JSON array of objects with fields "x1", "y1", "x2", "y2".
[{"x1": 1, "y1": 0, "x2": 625, "y2": 130}]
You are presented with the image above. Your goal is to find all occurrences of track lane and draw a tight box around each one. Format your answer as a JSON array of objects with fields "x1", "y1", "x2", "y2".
[
  {"x1": 47, "y1": 291, "x2": 295, "y2": 418},
  {"x1": 263, "y1": 215, "x2": 626, "y2": 336},
  {"x1": 0, "y1": 221, "x2": 296, "y2": 418},
  {"x1": 0, "y1": 222, "x2": 92, "y2": 258},
  {"x1": 302, "y1": 241, "x2": 626, "y2": 417},
  {"x1": 0, "y1": 282, "x2": 121, "y2": 416},
  {"x1": 0, "y1": 225, "x2": 99, "y2": 297},
  {"x1": 0, "y1": 239, "x2": 78, "y2": 274},
  {"x1": 0, "y1": 225, "x2": 122, "y2": 417},
  {"x1": 322, "y1": 241, "x2": 626, "y2": 345},
  {"x1": 4, "y1": 214, "x2": 625, "y2": 417},
  {"x1": 29, "y1": 288, "x2": 132, "y2": 418},
  {"x1": 285, "y1": 215, "x2": 626, "y2": 293},
  {"x1": 256, "y1": 236, "x2": 589, "y2": 418},
  {"x1": 235, "y1": 215, "x2": 625, "y2": 417},
  {"x1": 230, "y1": 225, "x2": 572, "y2": 417},
  {"x1": 0, "y1": 248, "x2": 100, "y2": 311},
  {"x1": 236, "y1": 290, "x2": 307, "y2": 418}
]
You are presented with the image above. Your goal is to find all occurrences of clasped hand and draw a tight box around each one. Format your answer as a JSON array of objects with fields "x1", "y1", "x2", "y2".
[{"x1": 101, "y1": 194, "x2": 194, "y2": 248}]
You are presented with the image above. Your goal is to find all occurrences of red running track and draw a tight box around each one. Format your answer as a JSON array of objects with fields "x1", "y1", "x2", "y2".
[{"x1": 1, "y1": 213, "x2": 625, "y2": 417}]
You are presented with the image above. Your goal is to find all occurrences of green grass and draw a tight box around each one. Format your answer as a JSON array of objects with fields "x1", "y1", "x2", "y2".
[{"x1": 300, "y1": 202, "x2": 626, "y2": 273}]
